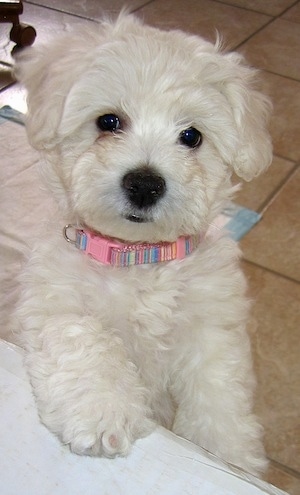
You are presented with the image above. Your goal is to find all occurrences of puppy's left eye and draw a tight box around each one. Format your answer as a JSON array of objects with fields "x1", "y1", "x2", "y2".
[
  {"x1": 179, "y1": 127, "x2": 203, "y2": 148},
  {"x1": 96, "y1": 114, "x2": 121, "y2": 132}
]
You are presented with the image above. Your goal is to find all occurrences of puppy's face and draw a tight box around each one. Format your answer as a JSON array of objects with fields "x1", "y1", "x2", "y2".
[
  {"x1": 58, "y1": 49, "x2": 234, "y2": 242},
  {"x1": 16, "y1": 15, "x2": 272, "y2": 242}
]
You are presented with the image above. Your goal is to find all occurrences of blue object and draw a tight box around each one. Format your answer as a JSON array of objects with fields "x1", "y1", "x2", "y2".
[
  {"x1": 0, "y1": 105, "x2": 25, "y2": 125},
  {"x1": 223, "y1": 202, "x2": 261, "y2": 241}
]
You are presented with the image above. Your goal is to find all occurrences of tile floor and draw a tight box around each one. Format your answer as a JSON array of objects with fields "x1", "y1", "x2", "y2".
[{"x1": 0, "y1": 0, "x2": 299, "y2": 493}]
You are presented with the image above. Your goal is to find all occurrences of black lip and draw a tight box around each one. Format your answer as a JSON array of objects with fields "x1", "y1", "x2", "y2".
[
  {"x1": 124, "y1": 214, "x2": 154, "y2": 223},
  {"x1": 125, "y1": 214, "x2": 148, "y2": 223}
]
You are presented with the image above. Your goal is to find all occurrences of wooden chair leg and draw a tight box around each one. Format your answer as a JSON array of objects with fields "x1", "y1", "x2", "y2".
[{"x1": 0, "y1": 0, "x2": 36, "y2": 52}]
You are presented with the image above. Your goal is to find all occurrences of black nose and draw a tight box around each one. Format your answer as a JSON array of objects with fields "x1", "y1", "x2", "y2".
[{"x1": 122, "y1": 168, "x2": 166, "y2": 209}]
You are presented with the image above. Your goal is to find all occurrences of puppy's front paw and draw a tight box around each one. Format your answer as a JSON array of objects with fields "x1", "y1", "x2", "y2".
[{"x1": 60, "y1": 402, "x2": 154, "y2": 458}]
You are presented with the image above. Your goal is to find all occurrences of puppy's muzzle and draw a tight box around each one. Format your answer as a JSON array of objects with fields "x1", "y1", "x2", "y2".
[{"x1": 122, "y1": 167, "x2": 166, "y2": 209}]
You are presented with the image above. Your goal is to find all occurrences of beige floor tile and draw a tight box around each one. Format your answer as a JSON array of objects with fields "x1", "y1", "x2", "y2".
[
  {"x1": 265, "y1": 462, "x2": 300, "y2": 495},
  {"x1": 0, "y1": 120, "x2": 38, "y2": 181},
  {"x1": 243, "y1": 261, "x2": 300, "y2": 473},
  {"x1": 138, "y1": 0, "x2": 270, "y2": 47},
  {"x1": 0, "y1": 119, "x2": 52, "y2": 343},
  {"x1": 282, "y1": 1, "x2": 300, "y2": 23},
  {"x1": 23, "y1": 0, "x2": 149, "y2": 19},
  {"x1": 233, "y1": 156, "x2": 295, "y2": 212},
  {"x1": 0, "y1": 3, "x2": 95, "y2": 65},
  {"x1": 258, "y1": 72, "x2": 300, "y2": 162},
  {"x1": 240, "y1": 18, "x2": 300, "y2": 80},
  {"x1": 241, "y1": 168, "x2": 300, "y2": 281},
  {"x1": 0, "y1": 63, "x2": 15, "y2": 91},
  {"x1": 0, "y1": 25, "x2": 14, "y2": 65},
  {"x1": 216, "y1": 0, "x2": 296, "y2": 16}
]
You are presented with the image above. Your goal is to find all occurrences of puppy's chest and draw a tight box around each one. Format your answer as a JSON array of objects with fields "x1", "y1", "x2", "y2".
[{"x1": 86, "y1": 262, "x2": 189, "y2": 338}]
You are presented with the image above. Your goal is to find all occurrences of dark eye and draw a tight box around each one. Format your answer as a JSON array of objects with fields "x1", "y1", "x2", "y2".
[
  {"x1": 96, "y1": 114, "x2": 121, "y2": 132},
  {"x1": 179, "y1": 127, "x2": 202, "y2": 148}
]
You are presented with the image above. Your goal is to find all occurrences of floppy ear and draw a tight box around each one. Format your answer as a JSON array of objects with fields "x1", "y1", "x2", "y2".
[
  {"x1": 220, "y1": 52, "x2": 272, "y2": 181},
  {"x1": 14, "y1": 28, "x2": 110, "y2": 150},
  {"x1": 14, "y1": 14, "x2": 145, "y2": 151},
  {"x1": 14, "y1": 40, "x2": 73, "y2": 150}
]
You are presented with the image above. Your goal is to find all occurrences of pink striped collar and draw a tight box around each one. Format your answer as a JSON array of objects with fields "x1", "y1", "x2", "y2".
[{"x1": 63, "y1": 225, "x2": 202, "y2": 267}]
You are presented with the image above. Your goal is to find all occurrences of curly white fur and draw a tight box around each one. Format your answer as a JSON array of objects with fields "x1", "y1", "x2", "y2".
[{"x1": 15, "y1": 13, "x2": 272, "y2": 475}]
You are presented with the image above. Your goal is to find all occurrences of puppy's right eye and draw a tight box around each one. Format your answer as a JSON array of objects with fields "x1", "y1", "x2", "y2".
[
  {"x1": 179, "y1": 127, "x2": 202, "y2": 148},
  {"x1": 96, "y1": 114, "x2": 121, "y2": 132}
]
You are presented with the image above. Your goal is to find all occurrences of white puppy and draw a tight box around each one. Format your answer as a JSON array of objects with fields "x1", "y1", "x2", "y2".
[{"x1": 15, "y1": 13, "x2": 272, "y2": 475}]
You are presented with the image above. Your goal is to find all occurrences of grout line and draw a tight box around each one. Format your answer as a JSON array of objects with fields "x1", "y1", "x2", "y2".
[
  {"x1": 131, "y1": 0, "x2": 156, "y2": 14},
  {"x1": 242, "y1": 258, "x2": 300, "y2": 285},
  {"x1": 268, "y1": 458, "x2": 300, "y2": 480},
  {"x1": 273, "y1": 0, "x2": 300, "y2": 18},
  {"x1": 208, "y1": 0, "x2": 281, "y2": 52},
  {"x1": 212, "y1": 0, "x2": 299, "y2": 22},
  {"x1": 272, "y1": 153, "x2": 300, "y2": 165},
  {"x1": 231, "y1": 0, "x2": 300, "y2": 51},
  {"x1": 0, "y1": 82, "x2": 16, "y2": 95},
  {"x1": 258, "y1": 163, "x2": 299, "y2": 215},
  {"x1": 211, "y1": 0, "x2": 272, "y2": 16},
  {"x1": 23, "y1": 1, "x2": 99, "y2": 23},
  {"x1": 23, "y1": 0, "x2": 155, "y2": 21},
  {"x1": 233, "y1": 16, "x2": 275, "y2": 51},
  {"x1": 0, "y1": 61, "x2": 13, "y2": 68},
  {"x1": 257, "y1": 67, "x2": 300, "y2": 85}
]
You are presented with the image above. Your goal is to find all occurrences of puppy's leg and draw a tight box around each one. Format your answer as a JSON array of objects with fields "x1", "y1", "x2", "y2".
[
  {"x1": 170, "y1": 326, "x2": 267, "y2": 476},
  {"x1": 24, "y1": 315, "x2": 154, "y2": 457}
]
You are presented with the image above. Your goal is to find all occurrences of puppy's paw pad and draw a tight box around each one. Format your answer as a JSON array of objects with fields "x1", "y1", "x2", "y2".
[
  {"x1": 67, "y1": 409, "x2": 154, "y2": 458},
  {"x1": 101, "y1": 430, "x2": 131, "y2": 457},
  {"x1": 108, "y1": 434, "x2": 118, "y2": 449},
  {"x1": 70, "y1": 427, "x2": 132, "y2": 457}
]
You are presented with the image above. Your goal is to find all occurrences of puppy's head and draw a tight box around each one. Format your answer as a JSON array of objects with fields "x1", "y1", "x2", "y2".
[{"x1": 15, "y1": 14, "x2": 272, "y2": 242}]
